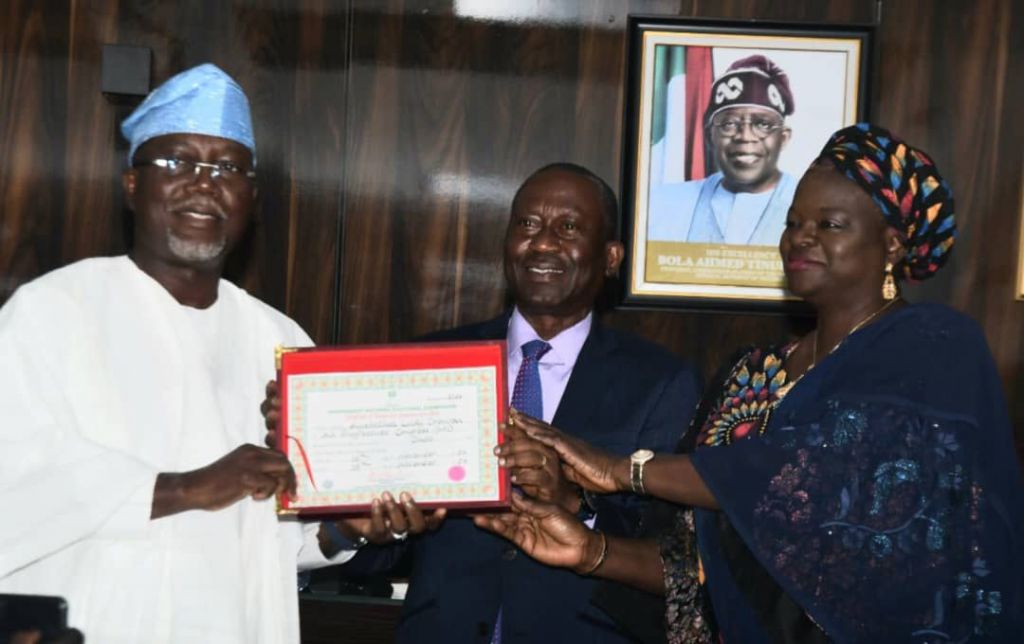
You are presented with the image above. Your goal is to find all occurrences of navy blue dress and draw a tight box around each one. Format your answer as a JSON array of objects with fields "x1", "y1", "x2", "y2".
[{"x1": 676, "y1": 304, "x2": 1024, "y2": 643}]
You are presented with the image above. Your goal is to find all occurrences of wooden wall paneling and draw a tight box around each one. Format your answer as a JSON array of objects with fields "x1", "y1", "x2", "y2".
[
  {"x1": 0, "y1": 1, "x2": 75, "y2": 297},
  {"x1": 339, "y1": 3, "x2": 608, "y2": 342},
  {"x1": 280, "y1": 1, "x2": 352, "y2": 345},
  {"x1": 866, "y1": 0, "x2": 1024, "y2": 445},
  {"x1": 239, "y1": 1, "x2": 352, "y2": 344},
  {"x1": 381, "y1": 8, "x2": 483, "y2": 339},
  {"x1": 629, "y1": 0, "x2": 878, "y2": 25},
  {"x1": 63, "y1": 2, "x2": 123, "y2": 267},
  {"x1": 88, "y1": 0, "x2": 350, "y2": 342},
  {"x1": 335, "y1": 2, "x2": 406, "y2": 344},
  {"x1": 339, "y1": 1, "x2": 640, "y2": 342}
]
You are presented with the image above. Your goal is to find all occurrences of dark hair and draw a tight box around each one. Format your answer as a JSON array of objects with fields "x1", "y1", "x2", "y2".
[{"x1": 512, "y1": 162, "x2": 619, "y2": 241}]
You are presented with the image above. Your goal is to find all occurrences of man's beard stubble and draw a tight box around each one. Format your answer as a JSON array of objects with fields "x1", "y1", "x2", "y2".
[{"x1": 166, "y1": 227, "x2": 228, "y2": 263}]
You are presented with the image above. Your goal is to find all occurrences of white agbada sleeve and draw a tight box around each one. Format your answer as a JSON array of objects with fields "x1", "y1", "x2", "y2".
[
  {"x1": 293, "y1": 525, "x2": 355, "y2": 570},
  {"x1": 0, "y1": 282, "x2": 160, "y2": 576}
]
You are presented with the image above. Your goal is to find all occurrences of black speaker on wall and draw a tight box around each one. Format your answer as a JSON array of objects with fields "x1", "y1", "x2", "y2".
[{"x1": 101, "y1": 44, "x2": 152, "y2": 98}]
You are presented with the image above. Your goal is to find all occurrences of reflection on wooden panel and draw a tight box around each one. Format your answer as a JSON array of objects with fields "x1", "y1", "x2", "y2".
[{"x1": 0, "y1": 2, "x2": 75, "y2": 296}]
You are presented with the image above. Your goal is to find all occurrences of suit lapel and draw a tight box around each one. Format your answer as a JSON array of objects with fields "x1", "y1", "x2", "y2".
[
  {"x1": 551, "y1": 323, "x2": 619, "y2": 439},
  {"x1": 477, "y1": 312, "x2": 512, "y2": 340}
]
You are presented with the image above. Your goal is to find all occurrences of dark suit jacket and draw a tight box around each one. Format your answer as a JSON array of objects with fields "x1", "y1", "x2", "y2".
[{"x1": 352, "y1": 312, "x2": 700, "y2": 644}]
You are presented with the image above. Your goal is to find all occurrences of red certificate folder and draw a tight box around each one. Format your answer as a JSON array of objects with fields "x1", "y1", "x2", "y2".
[{"x1": 276, "y1": 341, "x2": 509, "y2": 516}]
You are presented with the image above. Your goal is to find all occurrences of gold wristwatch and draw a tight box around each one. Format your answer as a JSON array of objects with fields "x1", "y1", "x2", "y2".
[{"x1": 630, "y1": 449, "x2": 655, "y2": 495}]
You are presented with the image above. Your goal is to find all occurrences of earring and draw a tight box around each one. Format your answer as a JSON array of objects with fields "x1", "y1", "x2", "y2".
[{"x1": 882, "y1": 262, "x2": 897, "y2": 300}]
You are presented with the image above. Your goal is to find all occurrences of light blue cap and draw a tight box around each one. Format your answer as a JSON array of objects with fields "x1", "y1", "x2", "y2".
[{"x1": 120, "y1": 63, "x2": 256, "y2": 164}]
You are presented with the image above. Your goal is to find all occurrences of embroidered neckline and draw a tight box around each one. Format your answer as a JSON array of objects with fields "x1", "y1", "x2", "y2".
[{"x1": 697, "y1": 344, "x2": 796, "y2": 447}]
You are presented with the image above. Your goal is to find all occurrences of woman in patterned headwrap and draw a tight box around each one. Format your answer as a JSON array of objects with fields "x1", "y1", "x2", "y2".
[{"x1": 479, "y1": 124, "x2": 1024, "y2": 643}]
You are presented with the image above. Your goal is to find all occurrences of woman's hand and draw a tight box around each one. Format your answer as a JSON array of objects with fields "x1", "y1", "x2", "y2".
[
  {"x1": 505, "y1": 409, "x2": 628, "y2": 494},
  {"x1": 473, "y1": 494, "x2": 605, "y2": 574},
  {"x1": 496, "y1": 421, "x2": 581, "y2": 512}
]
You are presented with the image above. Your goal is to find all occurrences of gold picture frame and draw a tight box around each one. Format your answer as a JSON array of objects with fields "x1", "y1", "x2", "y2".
[
  {"x1": 620, "y1": 17, "x2": 873, "y2": 310},
  {"x1": 1018, "y1": 166, "x2": 1024, "y2": 300}
]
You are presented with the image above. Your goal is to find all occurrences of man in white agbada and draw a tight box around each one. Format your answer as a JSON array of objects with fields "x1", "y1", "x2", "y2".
[{"x1": 0, "y1": 64, "x2": 354, "y2": 643}]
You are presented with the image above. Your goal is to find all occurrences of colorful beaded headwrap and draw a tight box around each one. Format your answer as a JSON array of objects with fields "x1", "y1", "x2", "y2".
[{"x1": 817, "y1": 123, "x2": 956, "y2": 281}]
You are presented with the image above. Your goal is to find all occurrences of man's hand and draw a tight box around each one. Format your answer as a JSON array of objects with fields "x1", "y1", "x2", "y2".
[
  {"x1": 151, "y1": 444, "x2": 297, "y2": 519},
  {"x1": 322, "y1": 491, "x2": 447, "y2": 552},
  {"x1": 353, "y1": 491, "x2": 448, "y2": 544},
  {"x1": 496, "y1": 420, "x2": 581, "y2": 512},
  {"x1": 504, "y1": 409, "x2": 628, "y2": 495},
  {"x1": 260, "y1": 379, "x2": 282, "y2": 449},
  {"x1": 473, "y1": 493, "x2": 603, "y2": 573},
  {"x1": 260, "y1": 380, "x2": 450, "y2": 549}
]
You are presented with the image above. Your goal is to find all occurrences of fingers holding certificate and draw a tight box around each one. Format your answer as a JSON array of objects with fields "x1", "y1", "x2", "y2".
[
  {"x1": 321, "y1": 493, "x2": 448, "y2": 549},
  {"x1": 273, "y1": 341, "x2": 509, "y2": 516},
  {"x1": 496, "y1": 418, "x2": 581, "y2": 513}
]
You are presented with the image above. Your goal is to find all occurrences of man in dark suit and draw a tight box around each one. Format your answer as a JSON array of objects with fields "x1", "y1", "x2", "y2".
[{"x1": 266, "y1": 163, "x2": 699, "y2": 642}]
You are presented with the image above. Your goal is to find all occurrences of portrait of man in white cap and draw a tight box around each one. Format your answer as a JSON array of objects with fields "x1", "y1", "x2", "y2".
[
  {"x1": 647, "y1": 55, "x2": 796, "y2": 246},
  {"x1": 0, "y1": 63, "x2": 353, "y2": 644}
]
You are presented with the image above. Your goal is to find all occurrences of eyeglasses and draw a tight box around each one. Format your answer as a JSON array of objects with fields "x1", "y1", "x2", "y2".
[
  {"x1": 133, "y1": 157, "x2": 256, "y2": 182},
  {"x1": 711, "y1": 117, "x2": 785, "y2": 139}
]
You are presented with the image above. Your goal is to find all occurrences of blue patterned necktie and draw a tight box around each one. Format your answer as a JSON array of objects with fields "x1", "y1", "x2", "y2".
[
  {"x1": 509, "y1": 339, "x2": 551, "y2": 419},
  {"x1": 493, "y1": 339, "x2": 551, "y2": 643}
]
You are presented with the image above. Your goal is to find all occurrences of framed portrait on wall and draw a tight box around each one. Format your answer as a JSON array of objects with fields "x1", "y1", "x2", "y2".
[
  {"x1": 620, "y1": 17, "x2": 873, "y2": 309},
  {"x1": 1018, "y1": 167, "x2": 1024, "y2": 300}
]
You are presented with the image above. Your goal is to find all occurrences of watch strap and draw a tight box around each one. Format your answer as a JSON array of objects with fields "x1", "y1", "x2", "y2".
[
  {"x1": 630, "y1": 455, "x2": 649, "y2": 495},
  {"x1": 323, "y1": 521, "x2": 368, "y2": 552}
]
